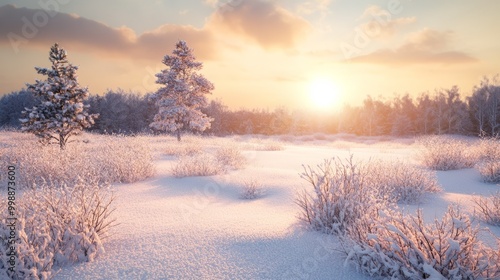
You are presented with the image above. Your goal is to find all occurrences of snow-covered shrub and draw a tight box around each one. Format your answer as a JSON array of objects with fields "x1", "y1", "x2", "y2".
[
  {"x1": 172, "y1": 154, "x2": 223, "y2": 177},
  {"x1": 252, "y1": 139, "x2": 284, "y2": 151},
  {"x1": 240, "y1": 179, "x2": 264, "y2": 200},
  {"x1": 296, "y1": 157, "x2": 384, "y2": 235},
  {"x1": 164, "y1": 141, "x2": 203, "y2": 157},
  {"x1": 0, "y1": 180, "x2": 115, "y2": 279},
  {"x1": 417, "y1": 136, "x2": 477, "y2": 170},
  {"x1": 474, "y1": 192, "x2": 500, "y2": 226},
  {"x1": 92, "y1": 136, "x2": 154, "y2": 183},
  {"x1": 215, "y1": 145, "x2": 246, "y2": 170},
  {"x1": 475, "y1": 137, "x2": 500, "y2": 162},
  {"x1": 259, "y1": 141, "x2": 284, "y2": 151},
  {"x1": 344, "y1": 206, "x2": 500, "y2": 280},
  {"x1": 171, "y1": 144, "x2": 246, "y2": 177},
  {"x1": 240, "y1": 138, "x2": 284, "y2": 151},
  {"x1": 475, "y1": 138, "x2": 500, "y2": 183},
  {"x1": 367, "y1": 160, "x2": 442, "y2": 204},
  {"x1": 477, "y1": 160, "x2": 500, "y2": 183},
  {"x1": 0, "y1": 133, "x2": 154, "y2": 189}
]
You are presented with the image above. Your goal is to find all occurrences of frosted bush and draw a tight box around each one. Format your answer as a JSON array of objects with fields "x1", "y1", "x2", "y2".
[
  {"x1": 240, "y1": 138, "x2": 284, "y2": 151},
  {"x1": 475, "y1": 138, "x2": 500, "y2": 183},
  {"x1": 344, "y1": 206, "x2": 500, "y2": 280},
  {"x1": 417, "y1": 136, "x2": 477, "y2": 170},
  {"x1": 367, "y1": 160, "x2": 442, "y2": 204},
  {"x1": 91, "y1": 137, "x2": 155, "y2": 183},
  {"x1": 240, "y1": 180, "x2": 264, "y2": 200},
  {"x1": 164, "y1": 141, "x2": 203, "y2": 157},
  {"x1": 477, "y1": 160, "x2": 500, "y2": 183},
  {"x1": 258, "y1": 141, "x2": 284, "y2": 151},
  {"x1": 0, "y1": 133, "x2": 154, "y2": 189},
  {"x1": 297, "y1": 156, "x2": 499, "y2": 279},
  {"x1": 215, "y1": 145, "x2": 246, "y2": 170},
  {"x1": 172, "y1": 154, "x2": 223, "y2": 177},
  {"x1": 475, "y1": 137, "x2": 500, "y2": 162},
  {"x1": 296, "y1": 156, "x2": 441, "y2": 237},
  {"x1": 0, "y1": 180, "x2": 115, "y2": 279},
  {"x1": 172, "y1": 143, "x2": 246, "y2": 177},
  {"x1": 474, "y1": 192, "x2": 500, "y2": 226},
  {"x1": 296, "y1": 156, "x2": 384, "y2": 235}
]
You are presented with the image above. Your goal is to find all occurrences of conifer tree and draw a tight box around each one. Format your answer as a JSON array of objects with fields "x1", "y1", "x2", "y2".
[
  {"x1": 20, "y1": 43, "x2": 97, "y2": 149},
  {"x1": 150, "y1": 40, "x2": 214, "y2": 141}
]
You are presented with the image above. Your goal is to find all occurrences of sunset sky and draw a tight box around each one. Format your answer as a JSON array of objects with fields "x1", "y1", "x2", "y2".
[{"x1": 0, "y1": 0, "x2": 499, "y2": 110}]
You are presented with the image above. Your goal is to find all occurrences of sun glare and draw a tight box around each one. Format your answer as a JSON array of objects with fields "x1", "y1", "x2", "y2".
[{"x1": 308, "y1": 78, "x2": 340, "y2": 110}]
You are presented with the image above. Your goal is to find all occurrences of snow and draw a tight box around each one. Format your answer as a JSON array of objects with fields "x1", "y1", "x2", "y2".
[{"x1": 52, "y1": 137, "x2": 499, "y2": 279}]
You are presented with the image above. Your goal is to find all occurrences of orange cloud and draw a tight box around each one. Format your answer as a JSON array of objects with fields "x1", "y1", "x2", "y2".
[
  {"x1": 404, "y1": 28, "x2": 451, "y2": 52},
  {"x1": 0, "y1": 4, "x2": 216, "y2": 60},
  {"x1": 348, "y1": 28, "x2": 477, "y2": 65},
  {"x1": 208, "y1": 0, "x2": 311, "y2": 49},
  {"x1": 135, "y1": 24, "x2": 216, "y2": 60}
]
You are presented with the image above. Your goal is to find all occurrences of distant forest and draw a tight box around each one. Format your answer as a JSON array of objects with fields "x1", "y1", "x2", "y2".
[{"x1": 1, "y1": 76, "x2": 499, "y2": 137}]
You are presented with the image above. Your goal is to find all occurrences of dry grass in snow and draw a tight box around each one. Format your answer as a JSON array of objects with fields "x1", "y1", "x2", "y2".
[
  {"x1": 367, "y1": 159, "x2": 442, "y2": 204},
  {"x1": 0, "y1": 180, "x2": 115, "y2": 279},
  {"x1": 344, "y1": 207, "x2": 500, "y2": 280},
  {"x1": 171, "y1": 144, "x2": 246, "y2": 177},
  {"x1": 474, "y1": 192, "x2": 500, "y2": 226},
  {"x1": 0, "y1": 132, "x2": 154, "y2": 189},
  {"x1": 475, "y1": 138, "x2": 500, "y2": 183},
  {"x1": 296, "y1": 156, "x2": 384, "y2": 235},
  {"x1": 240, "y1": 179, "x2": 264, "y2": 200},
  {"x1": 417, "y1": 136, "x2": 477, "y2": 171},
  {"x1": 171, "y1": 153, "x2": 222, "y2": 177}
]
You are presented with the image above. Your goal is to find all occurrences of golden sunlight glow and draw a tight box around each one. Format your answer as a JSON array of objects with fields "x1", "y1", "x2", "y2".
[{"x1": 308, "y1": 78, "x2": 340, "y2": 110}]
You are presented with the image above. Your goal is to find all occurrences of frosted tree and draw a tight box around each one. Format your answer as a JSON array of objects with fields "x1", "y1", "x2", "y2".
[
  {"x1": 416, "y1": 92, "x2": 434, "y2": 134},
  {"x1": 469, "y1": 75, "x2": 500, "y2": 136},
  {"x1": 150, "y1": 40, "x2": 214, "y2": 141},
  {"x1": 20, "y1": 43, "x2": 97, "y2": 149},
  {"x1": 482, "y1": 76, "x2": 500, "y2": 136}
]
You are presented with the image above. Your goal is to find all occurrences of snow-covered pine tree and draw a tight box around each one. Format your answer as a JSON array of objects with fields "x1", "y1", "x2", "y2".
[
  {"x1": 150, "y1": 40, "x2": 214, "y2": 141},
  {"x1": 20, "y1": 43, "x2": 97, "y2": 149}
]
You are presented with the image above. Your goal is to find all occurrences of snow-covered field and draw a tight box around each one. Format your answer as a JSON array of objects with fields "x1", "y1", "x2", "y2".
[
  {"x1": 1, "y1": 132, "x2": 498, "y2": 279},
  {"x1": 38, "y1": 135, "x2": 496, "y2": 280}
]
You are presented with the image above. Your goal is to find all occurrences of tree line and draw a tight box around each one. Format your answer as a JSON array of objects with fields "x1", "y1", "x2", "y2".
[
  {"x1": 1, "y1": 41, "x2": 499, "y2": 139},
  {"x1": 2, "y1": 76, "x2": 499, "y2": 137}
]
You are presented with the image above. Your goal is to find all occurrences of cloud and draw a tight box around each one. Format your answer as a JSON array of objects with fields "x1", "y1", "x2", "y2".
[
  {"x1": 203, "y1": 0, "x2": 219, "y2": 7},
  {"x1": 404, "y1": 28, "x2": 451, "y2": 52},
  {"x1": 0, "y1": 2, "x2": 310, "y2": 60},
  {"x1": 296, "y1": 0, "x2": 332, "y2": 16},
  {"x1": 135, "y1": 24, "x2": 215, "y2": 60},
  {"x1": 358, "y1": 5, "x2": 415, "y2": 39},
  {"x1": 348, "y1": 28, "x2": 477, "y2": 65},
  {"x1": 0, "y1": 4, "x2": 217, "y2": 60},
  {"x1": 208, "y1": 0, "x2": 311, "y2": 49}
]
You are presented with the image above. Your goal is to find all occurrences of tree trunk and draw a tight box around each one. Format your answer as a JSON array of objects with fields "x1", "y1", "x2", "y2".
[
  {"x1": 176, "y1": 130, "x2": 181, "y2": 141},
  {"x1": 59, "y1": 133, "x2": 66, "y2": 150}
]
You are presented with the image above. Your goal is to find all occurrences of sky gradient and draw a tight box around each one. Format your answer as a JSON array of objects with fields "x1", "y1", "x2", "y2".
[{"x1": 0, "y1": 0, "x2": 499, "y2": 110}]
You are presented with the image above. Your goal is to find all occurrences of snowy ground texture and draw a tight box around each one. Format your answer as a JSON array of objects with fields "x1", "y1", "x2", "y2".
[{"x1": 35, "y1": 135, "x2": 500, "y2": 279}]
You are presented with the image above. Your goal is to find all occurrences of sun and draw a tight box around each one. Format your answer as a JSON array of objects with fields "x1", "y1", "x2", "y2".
[{"x1": 308, "y1": 78, "x2": 340, "y2": 110}]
